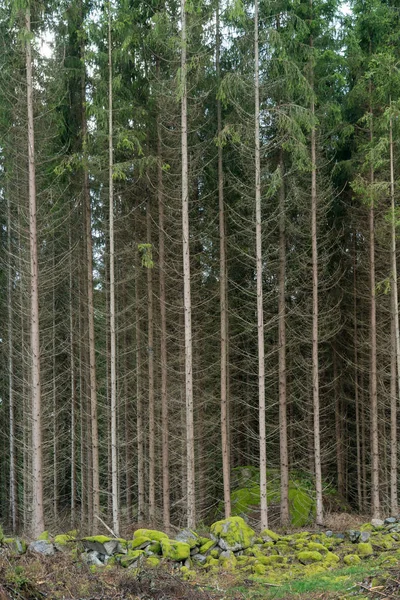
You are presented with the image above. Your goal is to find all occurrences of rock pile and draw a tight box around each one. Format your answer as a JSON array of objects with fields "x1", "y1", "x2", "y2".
[{"x1": 2, "y1": 515, "x2": 400, "y2": 584}]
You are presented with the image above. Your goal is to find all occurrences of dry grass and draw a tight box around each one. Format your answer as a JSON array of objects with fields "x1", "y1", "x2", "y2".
[{"x1": 322, "y1": 512, "x2": 370, "y2": 532}]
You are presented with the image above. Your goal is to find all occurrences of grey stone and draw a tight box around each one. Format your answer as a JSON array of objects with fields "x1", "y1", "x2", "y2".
[
  {"x1": 81, "y1": 551, "x2": 106, "y2": 566},
  {"x1": 325, "y1": 531, "x2": 333, "y2": 538},
  {"x1": 82, "y1": 538, "x2": 120, "y2": 556},
  {"x1": 175, "y1": 529, "x2": 199, "y2": 549},
  {"x1": 384, "y1": 517, "x2": 397, "y2": 525},
  {"x1": 220, "y1": 550, "x2": 234, "y2": 559},
  {"x1": 192, "y1": 553, "x2": 207, "y2": 565},
  {"x1": 348, "y1": 530, "x2": 361, "y2": 543},
  {"x1": 334, "y1": 533, "x2": 345, "y2": 540},
  {"x1": 360, "y1": 532, "x2": 371, "y2": 542},
  {"x1": 29, "y1": 540, "x2": 56, "y2": 556},
  {"x1": 183, "y1": 558, "x2": 192, "y2": 569},
  {"x1": 371, "y1": 518, "x2": 384, "y2": 527}
]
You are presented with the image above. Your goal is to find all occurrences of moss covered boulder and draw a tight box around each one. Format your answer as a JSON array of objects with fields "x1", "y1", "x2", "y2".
[
  {"x1": 210, "y1": 516, "x2": 255, "y2": 551},
  {"x1": 357, "y1": 542, "x2": 373, "y2": 557},
  {"x1": 134, "y1": 529, "x2": 168, "y2": 542},
  {"x1": 3, "y1": 537, "x2": 26, "y2": 554},
  {"x1": 297, "y1": 550, "x2": 323, "y2": 564},
  {"x1": 120, "y1": 549, "x2": 145, "y2": 568},
  {"x1": 128, "y1": 536, "x2": 152, "y2": 550},
  {"x1": 343, "y1": 554, "x2": 361, "y2": 565},
  {"x1": 161, "y1": 539, "x2": 190, "y2": 561}
]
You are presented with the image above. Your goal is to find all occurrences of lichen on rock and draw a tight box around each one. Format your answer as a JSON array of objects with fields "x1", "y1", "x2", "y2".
[
  {"x1": 161, "y1": 539, "x2": 190, "y2": 561},
  {"x1": 210, "y1": 516, "x2": 255, "y2": 551}
]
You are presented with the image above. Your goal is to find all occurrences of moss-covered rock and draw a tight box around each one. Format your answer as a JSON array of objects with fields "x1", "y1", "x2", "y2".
[
  {"x1": 128, "y1": 536, "x2": 152, "y2": 550},
  {"x1": 161, "y1": 539, "x2": 190, "y2": 561},
  {"x1": 357, "y1": 542, "x2": 373, "y2": 557},
  {"x1": 307, "y1": 542, "x2": 328, "y2": 554},
  {"x1": 134, "y1": 529, "x2": 168, "y2": 542},
  {"x1": 146, "y1": 556, "x2": 160, "y2": 567},
  {"x1": 260, "y1": 529, "x2": 280, "y2": 542},
  {"x1": 120, "y1": 550, "x2": 145, "y2": 568},
  {"x1": 3, "y1": 537, "x2": 27, "y2": 554},
  {"x1": 210, "y1": 516, "x2": 255, "y2": 551},
  {"x1": 199, "y1": 540, "x2": 215, "y2": 554},
  {"x1": 297, "y1": 551, "x2": 323, "y2": 564},
  {"x1": 343, "y1": 554, "x2": 361, "y2": 565},
  {"x1": 82, "y1": 536, "x2": 122, "y2": 556},
  {"x1": 252, "y1": 563, "x2": 267, "y2": 576},
  {"x1": 38, "y1": 531, "x2": 50, "y2": 541},
  {"x1": 257, "y1": 555, "x2": 287, "y2": 566},
  {"x1": 323, "y1": 552, "x2": 340, "y2": 566},
  {"x1": 175, "y1": 529, "x2": 200, "y2": 549},
  {"x1": 146, "y1": 542, "x2": 161, "y2": 555}
]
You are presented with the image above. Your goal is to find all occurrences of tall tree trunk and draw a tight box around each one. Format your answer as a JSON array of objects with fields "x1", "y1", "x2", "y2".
[
  {"x1": 109, "y1": 7, "x2": 119, "y2": 536},
  {"x1": 8, "y1": 193, "x2": 18, "y2": 532},
  {"x1": 216, "y1": 1, "x2": 231, "y2": 519},
  {"x1": 53, "y1": 239, "x2": 58, "y2": 523},
  {"x1": 69, "y1": 226, "x2": 76, "y2": 527},
  {"x1": 254, "y1": 0, "x2": 268, "y2": 531},
  {"x1": 353, "y1": 237, "x2": 362, "y2": 511},
  {"x1": 157, "y1": 90, "x2": 170, "y2": 533},
  {"x1": 181, "y1": 0, "x2": 196, "y2": 529},
  {"x1": 147, "y1": 198, "x2": 156, "y2": 523},
  {"x1": 26, "y1": 7, "x2": 45, "y2": 538},
  {"x1": 135, "y1": 212, "x2": 145, "y2": 523},
  {"x1": 278, "y1": 152, "x2": 289, "y2": 526},
  {"x1": 369, "y1": 85, "x2": 380, "y2": 519},
  {"x1": 310, "y1": 16, "x2": 323, "y2": 525},
  {"x1": 334, "y1": 349, "x2": 344, "y2": 496},
  {"x1": 389, "y1": 105, "x2": 399, "y2": 515}
]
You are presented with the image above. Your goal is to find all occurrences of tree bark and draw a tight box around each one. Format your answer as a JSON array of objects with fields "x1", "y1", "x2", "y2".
[
  {"x1": 181, "y1": 0, "x2": 196, "y2": 529},
  {"x1": 278, "y1": 152, "x2": 289, "y2": 526},
  {"x1": 254, "y1": 0, "x2": 268, "y2": 531},
  {"x1": 26, "y1": 7, "x2": 45, "y2": 538},
  {"x1": 109, "y1": 7, "x2": 119, "y2": 536},
  {"x1": 147, "y1": 198, "x2": 156, "y2": 524}
]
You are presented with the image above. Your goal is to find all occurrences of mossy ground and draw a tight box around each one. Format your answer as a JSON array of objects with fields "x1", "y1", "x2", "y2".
[{"x1": 0, "y1": 547, "x2": 398, "y2": 599}]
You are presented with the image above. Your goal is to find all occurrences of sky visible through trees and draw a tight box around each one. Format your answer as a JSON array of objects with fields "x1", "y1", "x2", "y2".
[{"x1": 1, "y1": 0, "x2": 400, "y2": 537}]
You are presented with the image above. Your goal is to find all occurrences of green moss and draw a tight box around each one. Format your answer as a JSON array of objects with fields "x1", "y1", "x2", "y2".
[
  {"x1": 252, "y1": 564, "x2": 267, "y2": 576},
  {"x1": 161, "y1": 539, "x2": 190, "y2": 561},
  {"x1": 360, "y1": 523, "x2": 374, "y2": 532},
  {"x1": 3, "y1": 538, "x2": 27, "y2": 554},
  {"x1": 323, "y1": 552, "x2": 340, "y2": 566},
  {"x1": 146, "y1": 556, "x2": 160, "y2": 567},
  {"x1": 210, "y1": 516, "x2": 255, "y2": 551},
  {"x1": 134, "y1": 529, "x2": 168, "y2": 542},
  {"x1": 376, "y1": 554, "x2": 398, "y2": 566},
  {"x1": 210, "y1": 549, "x2": 220, "y2": 558},
  {"x1": 54, "y1": 534, "x2": 75, "y2": 546},
  {"x1": 297, "y1": 551, "x2": 323, "y2": 564},
  {"x1": 302, "y1": 564, "x2": 328, "y2": 577},
  {"x1": 205, "y1": 556, "x2": 219, "y2": 568},
  {"x1": 343, "y1": 554, "x2": 361, "y2": 565},
  {"x1": 180, "y1": 566, "x2": 196, "y2": 580},
  {"x1": 257, "y1": 555, "x2": 287, "y2": 566},
  {"x1": 371, "y1": 533, "x2": 394, "y2": 549},
  {"x1": 147, "y1": 542, "x2": 161, "y2": 554},
  {"x1": 120, "y1": 550, "x2": 145, "y2": 568},
  {"x1": 307, "y1": 542, "x2": 328, "y2": 554},
  {"x1": 274, "y1": 542, "x2": 293, "y2": 555},
  {"x1": 199, "y1": 540, "x2": 215, "y2": 554},
  {"x1": 260, "y1": 529, "x2": 280, "y2": 542},
  {"x1": 83, "y1": 535, "x2": 111, "y2": 544},
  {"x1": 38, "y1": 531, "x2": 50, "y2": 541},
  {"x1": 357, "y1": 542, "x2": 373, "y2": 557},
  {"x1": 128, "y1": 536, "x2": 151, "y2": 550}
]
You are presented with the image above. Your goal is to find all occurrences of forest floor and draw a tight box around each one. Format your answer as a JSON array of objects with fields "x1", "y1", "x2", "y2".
[{"x1": 0, "y1": 550, "x2": 399, "y2": 600}]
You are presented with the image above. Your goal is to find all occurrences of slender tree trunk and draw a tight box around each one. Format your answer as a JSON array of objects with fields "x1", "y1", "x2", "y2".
[
  {"x1": 389, "y1": 106, "x2": 399, "y2": 515},
  {"x1": 278, "y1": 152, "x2": 289, "y2": 526},
  {"x1": 109, "y1": 7, "x2": 119, "y2": 536},
  {"x1": 369, "y1": 87, "x2": 380, "y2": 519},
  {"x1": 147, "y1": 198, "x2": 156, "y2": 523},
  {"x1": 53, "y1": 239, "x2": 58, "y2": 523},
  {"x1": 157, "y1": 100, "x2": 170, "y2": 532},
  {"x1": 216, "y1": 2, "x2": 231, "y2": 519},
  {"x1": 181, "y1": 0, "x2": 196, "y2": 529},
  {"x1": 254, "y1": 0, "x2": 268, "y2": 531},
  {"x1": 8, "y1": 193, "x2": 18, "y2": 532},
  {"x1": 353, "y1": 237, "x2": 362, "y2": 511},
  {"x1": 310, "y1": 19, "x2": 323, "y2": 525},
  {"x1": 26, "y1": 7, "x2": 45, "y2": 538},
  {"x1": 334, "y1": 349, "x2": 344, "y2": 496},
  {"x1": 135, "y1": 212, "x2": 145, "y2": 522},
  {"x1": 70, "y1": 227, "x2": 76, "y2": 527}
]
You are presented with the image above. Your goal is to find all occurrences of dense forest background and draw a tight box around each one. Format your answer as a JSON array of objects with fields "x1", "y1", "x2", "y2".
[{"x1": 1, "y1": 0, "x2": 400, "y2": 539}]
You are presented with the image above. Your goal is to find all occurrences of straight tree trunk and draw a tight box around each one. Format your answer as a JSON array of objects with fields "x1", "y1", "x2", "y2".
[
  {"x1": 147, "y1": 198, "x2": 156, "y2": 523},
  {"x1": 216, "y1": 2, "x2": 231, "y2": 519},
  {"x1": 69, "y1": 227, "x2": 76, "y2": 527},
  {"x1": 389, "y1": 105, "x2": 399, "y2": 515},
  {"x1": 26, "y1": 7, "x2": 45, "y2": 538},
  {"x1": 109, "y1": 7, "x2": 119, "y2": 536},
  {"x1": 254, "y1": 0, "x2": 268, "y2": 531},
  {"x1": 8, "y1": 193, "x2": 18, "y2": 532},
  {"x1": 278, "y1": 152, "x2": 289, "y2": 526},
  {"x1": 157, "y1": 101, "x2": 170, "y2": 532},
  {"x1": 369, "y1": 87, "x2": 380, "y2": 519},
  {"x1": 310, "y1": 18, "x2": 323, "y2": 525},
  {"x1": 334, "y1": 349, "x2": 344, "y2": 496},
  {"x1": 353, "y1": 238, "x2": 362, "y2": 511},
  {"x1": 181, "y1": 0, "x2": 196, "y2": 529},
  {"x1": 135, "y1": 212, "x2": 145, "y2": 523}
]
